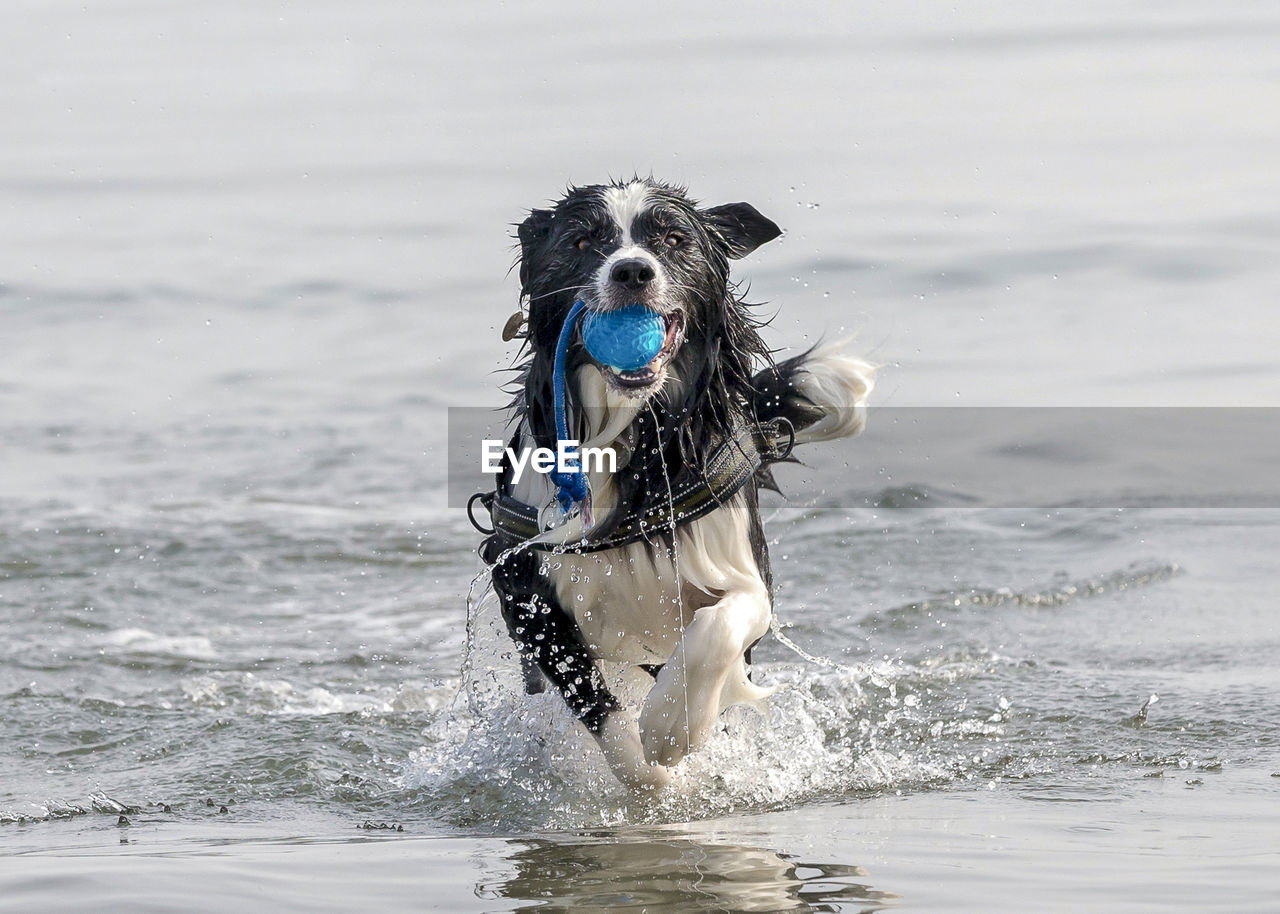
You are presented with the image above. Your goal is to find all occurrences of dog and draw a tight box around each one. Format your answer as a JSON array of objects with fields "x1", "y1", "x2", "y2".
[{"x1": 476, "y1": 178, "x2": 873, "y2": 789}]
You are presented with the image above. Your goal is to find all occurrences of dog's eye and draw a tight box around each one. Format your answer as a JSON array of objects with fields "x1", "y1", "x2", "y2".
[
  {"x1": 664, "y1": 233, "x2": 683, "y2": 249},
  {"x1": 575, "y1": 237, "x2": 591, "y2": 251}
]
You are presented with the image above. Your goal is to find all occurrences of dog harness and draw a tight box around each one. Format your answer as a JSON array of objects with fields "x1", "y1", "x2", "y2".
[
  {"x1": 470, "y1": 297, "x2": 793, "y2": 554},
  {"x1": 468, "y1": 414, "x2": 794, "y2": 554}
]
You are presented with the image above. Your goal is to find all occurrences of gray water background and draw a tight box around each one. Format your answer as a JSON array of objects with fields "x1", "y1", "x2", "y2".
[{"x1": 3, "y1": 1, "x2": 1279, "y2": 910}]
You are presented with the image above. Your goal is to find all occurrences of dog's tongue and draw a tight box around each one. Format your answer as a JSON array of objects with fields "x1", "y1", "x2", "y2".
[
  {"x1": 627, "y1": 312, "x2": 684, "y2": 372},
  {"x1": 663, "y1": 312, "x2": 681, "y2": 349}
]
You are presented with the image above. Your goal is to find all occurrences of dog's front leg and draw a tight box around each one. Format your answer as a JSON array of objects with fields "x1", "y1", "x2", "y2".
[
  {"x1": 490, "y1": 545, "x2": 670, "y2": 790},
  {"x1": 638, "y1": 582, "x2": 775, "y2": 767}
]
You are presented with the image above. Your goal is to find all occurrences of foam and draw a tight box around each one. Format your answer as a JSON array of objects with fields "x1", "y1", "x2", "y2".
[
  {"x1": 101, "y1": 627, "x2": 218, "y2": 660},
  {"x1": 178, "y1": 671, "x2": 455, "y2": 716}
]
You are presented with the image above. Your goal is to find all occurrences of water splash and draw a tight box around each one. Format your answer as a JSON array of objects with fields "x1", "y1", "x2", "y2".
[{"x1": 402, "y1": 584, "x2": 994, "y2": 831}]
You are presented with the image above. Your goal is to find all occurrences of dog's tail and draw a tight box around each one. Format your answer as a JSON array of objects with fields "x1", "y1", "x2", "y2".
[{"x1": 753, "y1": 340, "x2": 875, "y2": 445}]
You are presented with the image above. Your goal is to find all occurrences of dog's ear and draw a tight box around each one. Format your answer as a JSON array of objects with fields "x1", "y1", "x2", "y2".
[
  {"x1": 517, "y1": 208, "x2": 554, "y2": 293},
  {"x1": 704, "y1": 202, "x2": 782, "y2": 260}
]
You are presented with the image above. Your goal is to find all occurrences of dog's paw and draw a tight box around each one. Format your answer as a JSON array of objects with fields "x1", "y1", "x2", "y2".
[
  {"x1": 638, "y1": 669, "x2": 706, "y2": 768},
  {"x1": 639, "y1": 656, "x2": 776, "y2": 767},
  {"x1": 640, "y1": 686, "x2": 691, "y2": 762},
  {"x1": 596, "y1": 713, "x2": 671, "y2": 791}
]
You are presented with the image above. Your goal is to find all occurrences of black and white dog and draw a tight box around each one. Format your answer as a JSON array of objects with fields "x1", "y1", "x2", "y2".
[{"x1": 477, "y1": 178, "x2": 873, "y2": 789}]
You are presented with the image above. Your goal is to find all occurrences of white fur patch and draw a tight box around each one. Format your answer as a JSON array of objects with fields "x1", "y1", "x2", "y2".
[{"x1": 601, "y1": 181, "x2": 649, "y2": 246}]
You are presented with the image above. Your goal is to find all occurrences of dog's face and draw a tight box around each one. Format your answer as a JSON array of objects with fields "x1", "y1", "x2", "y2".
[{"x1": 517, "y1": 179, "x2": 781, "y2": 401}]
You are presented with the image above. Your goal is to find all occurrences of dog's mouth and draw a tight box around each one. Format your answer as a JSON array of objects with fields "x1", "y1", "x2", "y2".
[{"x1": 601, "y1": 310, "x2": 684, "y2": 394}]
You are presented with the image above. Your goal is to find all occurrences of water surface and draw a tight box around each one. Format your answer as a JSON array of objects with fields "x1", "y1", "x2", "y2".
[{"x1": 3, "y1": 0, "x2": 1279, "y2": 910}]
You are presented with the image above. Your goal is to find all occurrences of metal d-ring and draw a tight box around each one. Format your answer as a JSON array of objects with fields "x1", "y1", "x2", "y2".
[
  {"x1": 466, "y1": 491, "x2": 495, "y2": 535},
  {"x1": 767, "y1": 416, "x2": 796, "y2": 462}
]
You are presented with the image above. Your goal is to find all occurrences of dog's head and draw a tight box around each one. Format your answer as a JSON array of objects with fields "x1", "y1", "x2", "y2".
[{"x1": 515, "y1": 179, "x2": 781, "y2": 407}]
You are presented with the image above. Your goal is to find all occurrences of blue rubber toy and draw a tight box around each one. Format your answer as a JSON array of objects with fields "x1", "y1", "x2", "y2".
[{"x1": 581, "y1": 304, "x2": 666, "y2": 371}]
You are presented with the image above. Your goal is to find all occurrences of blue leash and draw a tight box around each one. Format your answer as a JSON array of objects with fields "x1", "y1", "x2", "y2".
[{"x1": 548, "y1": 300, "x2": 590, "y2": 519}]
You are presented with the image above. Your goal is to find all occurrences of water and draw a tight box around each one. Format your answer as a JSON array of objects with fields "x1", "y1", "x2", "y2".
[{"x1": 3, "y1": 0, "x2": 1280, "y2": 909}]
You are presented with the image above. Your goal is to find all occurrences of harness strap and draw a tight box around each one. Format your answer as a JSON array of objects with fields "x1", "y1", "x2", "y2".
[{"x1": 477, "y1": 416, "x2": 793, "y2": 554}]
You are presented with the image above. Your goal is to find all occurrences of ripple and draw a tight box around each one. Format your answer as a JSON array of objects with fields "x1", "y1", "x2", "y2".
[
  {"x1": 867, "y1": 560, "x2": 1181, "y2": 628},
  {"x1": 100, "y1": 628, "x2": 218, "y2": 662}
]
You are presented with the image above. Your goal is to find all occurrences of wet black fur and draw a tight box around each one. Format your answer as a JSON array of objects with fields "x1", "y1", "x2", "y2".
[{"x1": 485, "y1": 178, "x2": 825, "y2": 732}]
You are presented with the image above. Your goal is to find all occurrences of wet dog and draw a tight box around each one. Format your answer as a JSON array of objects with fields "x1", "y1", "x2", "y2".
[{"x1": 478, "y1": 178, "x2": 873, "y2": 788}]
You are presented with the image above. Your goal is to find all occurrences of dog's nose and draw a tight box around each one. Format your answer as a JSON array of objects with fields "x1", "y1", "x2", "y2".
[{"x1": 609, "y1": 258, "x2": 655, "y2": 290}]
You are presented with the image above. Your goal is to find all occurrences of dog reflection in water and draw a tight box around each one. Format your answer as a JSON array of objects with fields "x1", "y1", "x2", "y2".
[{"x1": 476, "y1": 835, "x2": 896, "y2": 913}]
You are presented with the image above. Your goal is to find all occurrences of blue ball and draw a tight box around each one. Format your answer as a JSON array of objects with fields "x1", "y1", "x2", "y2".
[{"x1": 581, "y1": 304, "x2": 666, "y2": 371}]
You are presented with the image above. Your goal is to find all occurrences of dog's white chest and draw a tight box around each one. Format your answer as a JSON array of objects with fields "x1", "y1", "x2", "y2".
[
  {"x1": 549, "y1": 542, "x2": 688, "y2": 664},
  {"x1": 547, "y1": 495, "x2": 766, "y2": 664}
]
